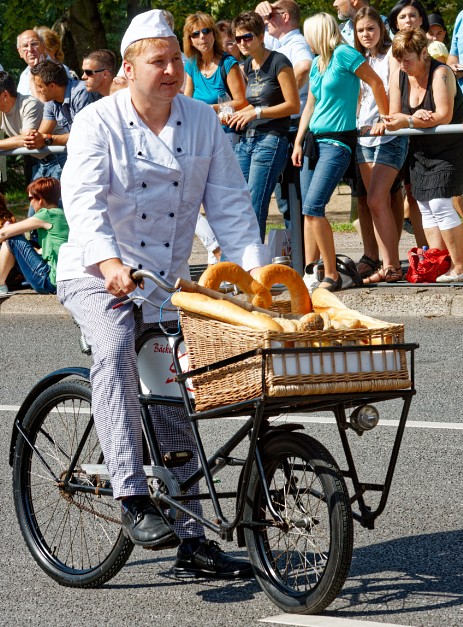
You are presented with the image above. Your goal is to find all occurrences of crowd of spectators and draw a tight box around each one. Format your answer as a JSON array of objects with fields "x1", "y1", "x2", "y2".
[{"x1": 1, "y1": 1, "x2": 463, "y2": 294}]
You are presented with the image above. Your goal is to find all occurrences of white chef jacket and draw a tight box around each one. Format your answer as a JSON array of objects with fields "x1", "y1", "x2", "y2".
[{"x1": 57, "y1": 88, "x2": 267, "y2": 321}]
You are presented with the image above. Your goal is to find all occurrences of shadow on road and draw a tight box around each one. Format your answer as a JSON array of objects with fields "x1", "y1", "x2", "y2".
[{"x1": 329, "y1": 530, "x2": 463, "y2": 618}]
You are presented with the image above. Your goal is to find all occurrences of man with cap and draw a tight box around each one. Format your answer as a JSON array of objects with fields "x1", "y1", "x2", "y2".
[{"x1": 56, "y1": 10, "x2": 266, "y2": 578}]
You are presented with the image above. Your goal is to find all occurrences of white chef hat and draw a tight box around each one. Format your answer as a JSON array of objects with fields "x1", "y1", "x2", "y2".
[{"x1": 120, "y1": 9, "x2": 175, "y2": 57}]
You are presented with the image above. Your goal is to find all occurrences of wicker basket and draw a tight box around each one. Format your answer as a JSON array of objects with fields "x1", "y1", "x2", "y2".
[{"x1": 179, "y1": 306, "x2": 411, "y2": 412}]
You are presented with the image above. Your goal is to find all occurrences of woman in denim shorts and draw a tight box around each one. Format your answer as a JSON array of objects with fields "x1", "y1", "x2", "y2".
[
  {"x1": 292, "y1": 13, "x2": 388, "y2": 291},
  {"x1": 355, "y1": 7, "x2": 408, "y2": 283}
]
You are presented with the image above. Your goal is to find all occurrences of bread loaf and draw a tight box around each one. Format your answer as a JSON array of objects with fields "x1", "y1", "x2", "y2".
[{"x1": 171, "y1": 291, "x2": 283, "y2": 332}]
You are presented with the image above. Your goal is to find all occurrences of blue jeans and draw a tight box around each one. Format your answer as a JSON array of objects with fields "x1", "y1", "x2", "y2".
[
  {"x1": 301, "y1": 141, "x2": 351, "y2": 217},
  {"x1": 31, "y1": 152, "x2": 67, "y2": 181},
  {"x1": 235, "y1": 133, "x2": 288, "y2": 242},
  {"x1": 6, "y1": 235, "x2": 55, "y2": 294}
]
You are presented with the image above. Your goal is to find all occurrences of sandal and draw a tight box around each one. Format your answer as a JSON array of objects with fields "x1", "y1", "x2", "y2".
[
  {"x1": 383, "y1": 266, "x2": 403, "y2": 283},
  {"x1": 357, "y1": 255, "x2": 381, "y2": 279},
  {"x1": 363, "y1": 268, "x2": 385, "y2": 284},
  {"x1": 318, "y1": 274, "x2": 343, "y2": 292},
  {"x1": 363, "y1": 266, "x2": 403, "y2": 285}
]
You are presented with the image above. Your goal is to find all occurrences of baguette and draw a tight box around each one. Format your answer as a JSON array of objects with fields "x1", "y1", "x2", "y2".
[
  {"x1": 171, "y1": 291, "x2": 283, "y2": 332},
  {"x1": 312, "y1": 287, "x2": 393, "y2": 330}
]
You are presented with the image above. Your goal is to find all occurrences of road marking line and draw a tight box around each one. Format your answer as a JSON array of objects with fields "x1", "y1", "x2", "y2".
[
  {"x1": 259, "y1": 615, "x2": 412, "y2": 626},
  {"x1": 0, "y1": 405, "x2": 461, "y2": 430}
]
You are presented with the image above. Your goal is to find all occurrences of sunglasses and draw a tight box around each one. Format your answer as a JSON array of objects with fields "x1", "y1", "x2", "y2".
[
  {"x1": 82, "y1": 68, "x2": 106, "y2": 76},
  {"x1": 190, "y1": 27, "x2": 212, "y2": 39},
  {"x1": 235, "y1": 33, "x2": 255, "y2": 44}
]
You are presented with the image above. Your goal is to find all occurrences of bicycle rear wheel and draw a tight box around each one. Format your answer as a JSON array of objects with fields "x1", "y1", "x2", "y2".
[
  {"x1": 244, "y1": 432, "x2": 353, "y2": 614},
  {"x1": 12, "y1": 379, "x2": 134, "y2": 587}
]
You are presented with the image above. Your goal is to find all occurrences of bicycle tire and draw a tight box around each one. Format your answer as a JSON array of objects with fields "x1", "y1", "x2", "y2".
[
  {"x1": 12, "y1": 379, "x2": 134, "y2": 587},
  {"x1": 244, "y1": 432, "x2": 353, "y2": 614}
]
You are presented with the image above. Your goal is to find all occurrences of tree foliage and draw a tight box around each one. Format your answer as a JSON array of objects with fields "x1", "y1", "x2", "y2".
[{"x1": 1, "y1": 0, "x2": 463, "y2": 78}]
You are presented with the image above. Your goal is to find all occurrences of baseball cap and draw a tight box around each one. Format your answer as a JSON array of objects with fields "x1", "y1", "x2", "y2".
[{"x1": 427, "y1": 14, "x2": 446, "y2": 30}]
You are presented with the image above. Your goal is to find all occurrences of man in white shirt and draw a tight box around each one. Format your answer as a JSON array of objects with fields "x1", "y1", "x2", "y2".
[
  {"x1": 255, "y1": 0, "x2": 313, "y2": 223},
  {"x1": 57, "y1": 10, "x2": 266, "y2": 578},
  {"x1": 16, "y1": 30, "x2": 47, "y2": 97}
]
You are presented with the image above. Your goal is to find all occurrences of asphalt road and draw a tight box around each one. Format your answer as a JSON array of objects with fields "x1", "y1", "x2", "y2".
[{"x1": 0, "y1": 315, "x2": 462, "y2": 627}]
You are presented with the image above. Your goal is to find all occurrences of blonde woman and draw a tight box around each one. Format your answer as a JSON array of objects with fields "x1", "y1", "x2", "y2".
[
  {"x1": 34, "y1": 26, "x2": 64, "y2": 63},
  {"x1": 292, "y1": 12, "x2": 388, "y2": 291}
]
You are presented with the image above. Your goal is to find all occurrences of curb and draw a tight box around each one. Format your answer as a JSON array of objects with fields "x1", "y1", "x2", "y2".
[
  {"x1": 0, "y1": 292, "x2": 70, "y2": 317},
  {"x1": 2, "y1": 285, "x2": 463, "y2": 318}
]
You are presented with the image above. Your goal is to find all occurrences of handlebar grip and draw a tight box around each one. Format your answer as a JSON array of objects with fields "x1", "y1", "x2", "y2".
[{"x1": 130, "y1": 268, "x2": 144, "y2": 285}]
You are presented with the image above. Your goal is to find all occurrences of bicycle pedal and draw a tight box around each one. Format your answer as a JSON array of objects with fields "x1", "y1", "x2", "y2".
[{"x1": 163, "y1": 450, "x2": 193, "y2": 467}]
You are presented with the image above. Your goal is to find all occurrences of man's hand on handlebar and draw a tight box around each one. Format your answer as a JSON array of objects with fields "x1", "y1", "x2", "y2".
[{"x1": 98, "y1": 258, "x2": 144, "y2": 296}]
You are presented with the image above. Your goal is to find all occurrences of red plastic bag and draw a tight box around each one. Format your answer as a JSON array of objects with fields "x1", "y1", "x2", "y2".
[{"x1": 406, "y1": 247, "x2": 451, "y2": 283}]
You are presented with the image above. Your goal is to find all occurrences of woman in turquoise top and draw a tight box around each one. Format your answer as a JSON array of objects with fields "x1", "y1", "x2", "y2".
[
  {"x1": 292, "y1": 12, "x2": 388, "y2": 291},
  {"x1": 0, "y1": 177, "x2": 68, "y2": 295},
  {"x1": 183, "y1": 12, "x2": 247, "y2": 145}
]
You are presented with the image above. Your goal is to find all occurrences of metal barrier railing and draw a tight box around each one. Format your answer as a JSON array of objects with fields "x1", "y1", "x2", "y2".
[
  {"x1": 286, "y1": 123, "x2": 463, "y2": 275},
  {"x1": 2, "y1": 124, "x2": 463, "y2": 275}
]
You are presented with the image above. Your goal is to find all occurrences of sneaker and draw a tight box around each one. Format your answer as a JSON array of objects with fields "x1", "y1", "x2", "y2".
[
  {"x1": 120, "y1": 495, "x2": 180, "y2": 549},
  {"x1": 173, "y1": 539, "x2": 254, "y2": 579},
  {"x1": 0, "y1": 284, "x2": 12, "y2": 297}
]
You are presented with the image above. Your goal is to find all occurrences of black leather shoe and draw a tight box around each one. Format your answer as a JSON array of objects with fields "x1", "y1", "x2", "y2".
[
  {"x1": 173, "y1": 539, "x2": 254, "y2": 579},
  {"x1": 121, "y1": 496, "x2": 180, "y2": 549}
]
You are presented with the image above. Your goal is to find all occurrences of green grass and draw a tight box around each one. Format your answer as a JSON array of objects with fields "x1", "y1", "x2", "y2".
[
  {"x1": 4, "y1": 189, "x2": 29, "y2": 220},
  {"x1": 266, "y1": 221, "x2": 355, "y2": 234}
]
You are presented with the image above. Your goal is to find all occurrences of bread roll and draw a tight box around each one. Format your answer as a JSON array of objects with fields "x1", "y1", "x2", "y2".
[
  {"x1": 252, "y1": 264, "x2": 313, "y2": 314},
  {"x1": 297, "y1": 313, "x2": 324, "y2": 331},
  {"x1": 274, "y1": 317, "x2": 299, "y2": 332},
  {"x1": 198, "y1": 262, "x2": 272, "y2": 309},
  {"x1": 171, "y1": 291, "x2": 283, "y2": 332}
]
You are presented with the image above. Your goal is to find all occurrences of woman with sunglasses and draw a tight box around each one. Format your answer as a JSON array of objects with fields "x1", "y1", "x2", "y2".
[
  {"x1": 229, "y1": 11, "x2": 299, "y2": 242},
  {"x1": 0, "y1": 177, "x2": 68, "y2": 295},
  {"x1": 183, "y1": 12, "x2": 247, "y2": 146}
]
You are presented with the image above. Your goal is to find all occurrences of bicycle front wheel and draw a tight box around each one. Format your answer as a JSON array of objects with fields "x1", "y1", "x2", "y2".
[
  {"x1": 12, "y1": 379, "x2": 133, "y2": 587},
  {"x1": 244, "y1": 432, "x2": 353, "y2": 614}
]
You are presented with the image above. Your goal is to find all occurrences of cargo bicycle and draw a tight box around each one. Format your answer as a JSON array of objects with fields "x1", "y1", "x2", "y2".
[{"x1": 9, "y1": 269, "x2": 418, "y2": 614}]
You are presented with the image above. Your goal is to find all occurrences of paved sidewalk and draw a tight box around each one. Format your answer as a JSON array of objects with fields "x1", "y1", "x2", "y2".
[{"x1": 2, "y1": 192, "x2": 463, "y2": 318}]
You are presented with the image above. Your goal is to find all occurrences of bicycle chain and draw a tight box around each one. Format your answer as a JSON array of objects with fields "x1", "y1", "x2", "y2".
[{"x1": 60, "y1": 483, "x2": 121, "y2": 526}]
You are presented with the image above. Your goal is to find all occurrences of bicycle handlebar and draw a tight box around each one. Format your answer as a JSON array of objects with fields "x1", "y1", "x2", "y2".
[{"x1": 130, "y1": 269, "x2": 177, "y2": 293}]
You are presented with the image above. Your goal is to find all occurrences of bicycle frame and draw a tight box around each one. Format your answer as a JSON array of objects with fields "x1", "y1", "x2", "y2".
[{"x1": 10, "y1": 265, "x2": 419, "y2": 541}]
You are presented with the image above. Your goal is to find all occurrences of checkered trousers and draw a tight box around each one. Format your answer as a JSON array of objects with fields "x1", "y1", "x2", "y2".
[{"x1": 57, "y1": 276, "x2": 204, "y2": 539}]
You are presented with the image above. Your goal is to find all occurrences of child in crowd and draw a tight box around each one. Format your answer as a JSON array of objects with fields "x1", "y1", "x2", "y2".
[{"x1": 0, "y1": 177, "x2": 68, "y2": 295}]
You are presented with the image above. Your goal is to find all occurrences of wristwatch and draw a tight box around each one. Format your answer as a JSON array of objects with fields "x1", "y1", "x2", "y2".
[
  {"x1": 43, "y1": 134, "x2": 53, "y2": 146},
  {"x1": 408, "y1": 116, "x2": 414, "y2": 129},
  {"x1": 254, "y1": 106, "x2": 262, "y2": 120}
]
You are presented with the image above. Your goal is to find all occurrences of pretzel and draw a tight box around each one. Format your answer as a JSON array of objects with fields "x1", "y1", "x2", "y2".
[
  {"x1": 198, "y1": 261, "x2": 272, "y2": 309},
  {"x1": 252, "y1": 264, "x2": 313, "y2": 314}
]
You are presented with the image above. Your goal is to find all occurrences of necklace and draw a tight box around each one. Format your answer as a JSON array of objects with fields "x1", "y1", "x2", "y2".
[
  {"x1": 202, "y1": 58, "x2": 216, "y2": 78},
  {"x1": 253, "y1": 51, "x2": 269, "y2": 83}
]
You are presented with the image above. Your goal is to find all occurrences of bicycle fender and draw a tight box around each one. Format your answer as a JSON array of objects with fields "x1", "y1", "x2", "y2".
[
  {"x1": 9, "y1": 367, "x2": 91, "y2": 467},
  {"x1": 236, "y1": 422, "x2": 304, "y2": 547}
]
